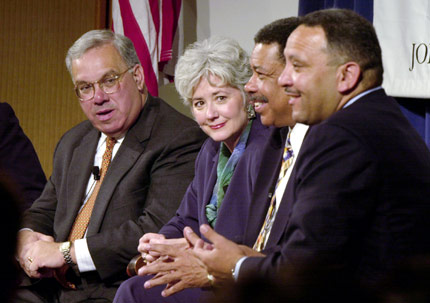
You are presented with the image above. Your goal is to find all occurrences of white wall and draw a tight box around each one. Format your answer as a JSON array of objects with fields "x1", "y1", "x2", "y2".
[
  {"x1": 160, "y1": 0, "x2": 299, "y2": 116},
  {"x1": 197, "y1": 0, "x2": 299, "y2": 53}
]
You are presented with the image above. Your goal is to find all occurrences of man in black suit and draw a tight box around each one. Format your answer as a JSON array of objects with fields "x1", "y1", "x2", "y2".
[
  {"x1": 185, "y1": 8, "x2": 430, "y2": 295},
  {"x1": 0, "y1": 102, "x2": 46, "y2": 211},
  {"x1": 14, "y1": 29, "x2": 206, "y2": 302}
]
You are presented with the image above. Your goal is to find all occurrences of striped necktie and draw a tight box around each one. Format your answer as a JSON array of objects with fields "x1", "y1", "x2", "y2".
[{"x1": 253, "y1": 136, "x2": 294, "y2": 252}]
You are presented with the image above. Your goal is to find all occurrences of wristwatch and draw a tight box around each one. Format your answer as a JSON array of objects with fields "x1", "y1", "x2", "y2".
[{"x1": 59, "y1": 241, "x2": 75, "y2": 265}]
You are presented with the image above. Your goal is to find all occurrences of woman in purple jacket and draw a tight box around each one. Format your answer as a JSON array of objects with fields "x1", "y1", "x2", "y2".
[{"x1": 114, "y1": 36, "x2": 271, "y2": 303}]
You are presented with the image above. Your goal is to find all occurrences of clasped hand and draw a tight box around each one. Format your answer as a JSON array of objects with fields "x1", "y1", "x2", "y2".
[
  {"x1": 136, "y1": 225, "x2": 264, "y2": 297},
  {"x1": 17, "y1": 230, "x2": 65, "y2": 278},
  {"x1": 184, "y1": 225, "x2": 265, "y2": 285},
  {"x1": 136, "y1": 232, "x2": 210, "y2": 297}
]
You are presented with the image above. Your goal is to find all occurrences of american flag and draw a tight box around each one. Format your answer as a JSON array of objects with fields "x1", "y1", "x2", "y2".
[{"x1": 112, "y1": 0, "x2": 182, "y2": 96}]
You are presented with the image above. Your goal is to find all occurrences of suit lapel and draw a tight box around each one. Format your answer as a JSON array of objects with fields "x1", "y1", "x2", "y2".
[
  {"x1": 61, "y1": 128, "x2": 99, "y2": 240},
  {"x1": 242, "y1": 127, "x2": 285, "y2": 246},
  {"x1": 86, "y1": 95, "x2": 157, "y2": 236},
  {"x1": 264, "y1": 165, "x2": 297, "y2": 249},
  {"x1": 200, "y1": 148, "x2": 219, "y2": 226},
  {"x1": 214, "y1": 119, "x2": 266, "y2": 241}
]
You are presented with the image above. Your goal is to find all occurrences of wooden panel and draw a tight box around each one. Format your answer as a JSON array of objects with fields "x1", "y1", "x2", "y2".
[{"x1": 0, "y1": 0, "x2": 108, "y2": 176}]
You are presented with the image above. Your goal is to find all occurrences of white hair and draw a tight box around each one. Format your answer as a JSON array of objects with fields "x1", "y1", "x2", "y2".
[
  {"x1": 65, "y1": 29, "x2": 140, "y2": 79},
  {"x1": 174, "y1": 36, "x2": 251, "y2": 106}
]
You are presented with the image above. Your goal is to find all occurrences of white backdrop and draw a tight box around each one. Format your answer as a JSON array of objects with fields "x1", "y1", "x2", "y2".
[
  {"x1": 374, "y1": 0, "x2": 430, "y2": 98},
  {"x1": 197, "y1": 0, "x2": 299, "y2": 53}
]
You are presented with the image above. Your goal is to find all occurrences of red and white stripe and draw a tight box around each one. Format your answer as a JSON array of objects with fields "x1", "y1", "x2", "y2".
[{"x1": 112, "y1": 0, "x2": 182, "y2": 96}]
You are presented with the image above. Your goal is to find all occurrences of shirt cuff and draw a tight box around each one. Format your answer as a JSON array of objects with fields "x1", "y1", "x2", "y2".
[
  {"x1": 233, "y1": 256, "x2": 248, "y2": 281},
  {"x1": 19, "y1": 228, "x2": 34, "y2": 232},
  {"x1": 74, "y1": 238, "x2": 96, "y2": 272}
]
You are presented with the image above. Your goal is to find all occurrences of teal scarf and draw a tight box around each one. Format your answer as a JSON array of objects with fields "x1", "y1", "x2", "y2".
[{"x1": 205, "y1": 119, "x2": 253, "y2": 227}]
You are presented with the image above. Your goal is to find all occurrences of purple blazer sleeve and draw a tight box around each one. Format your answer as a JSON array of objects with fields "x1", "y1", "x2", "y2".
[
  {"x1": 0, "y1": 103, "x2": 46, "y2": 211},
  {"x1": 159, "y1": 138, "x2": 215, "y2": 239}
]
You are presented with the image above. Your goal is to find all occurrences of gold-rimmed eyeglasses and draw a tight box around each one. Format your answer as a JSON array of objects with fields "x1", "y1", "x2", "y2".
[{"x1": 74, "y1": 67, "x2": 133, "y2": 101}]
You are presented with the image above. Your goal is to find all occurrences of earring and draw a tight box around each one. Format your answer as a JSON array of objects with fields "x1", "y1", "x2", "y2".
[{"x1": 247, "y1": 104, "x2": 256, "y2": 120}]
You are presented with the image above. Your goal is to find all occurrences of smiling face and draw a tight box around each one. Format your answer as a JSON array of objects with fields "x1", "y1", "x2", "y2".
[
  {"x1": 278, "y1": 25, "x2": 341, "y2": 125},
  {"x1": 191, "y1": 75, "x2": 248, "y2": 152},
  {"x1": 71, "y1": 43, "x2": 145, "y2": 138},
  {"x1": 245, "y1": 43, "x2": 294, "y2": 128}
]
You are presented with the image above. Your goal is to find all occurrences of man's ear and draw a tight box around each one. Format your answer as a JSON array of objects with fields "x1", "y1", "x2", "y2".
[
  {"x1": 336, "y1": 62, "x2": 361, "y2": 94},
  {"x1": 132, "y1": 65, "x2": 145, "y2": 91}
]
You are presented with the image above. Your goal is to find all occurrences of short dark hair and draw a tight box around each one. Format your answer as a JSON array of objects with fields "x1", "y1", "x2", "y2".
[
  {"x1": 254, "y1": 17, "x2": 300, "y2": 63},
  {"x1": 301, "y1": 8, "x2": 383, "y2": 86}
]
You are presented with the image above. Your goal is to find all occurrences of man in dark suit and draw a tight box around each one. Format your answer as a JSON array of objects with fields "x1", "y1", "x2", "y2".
[
  {"x1": 0, "y1": 102, "x2": 46, "y2": 211},
  {"x1": 185, "y1": 8, "x2": 430, "y2": 297},
  {"x1": 14, "y1": 29, "x2": 206, "y2": 302}
]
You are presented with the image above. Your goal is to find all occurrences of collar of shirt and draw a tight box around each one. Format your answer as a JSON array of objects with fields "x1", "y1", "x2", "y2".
[
  {"x1": 275, "y1": 123, "x2": 309, "y2": 203},
  {"x1": 96, "y1": 133, "x2": 126, "y2": 163},
  {"x1": 288, "y1": 123, "x2": 309, "y2": 156},
  {"x1": 343, "y1": 86, "x2": 383, "y2": 109}
]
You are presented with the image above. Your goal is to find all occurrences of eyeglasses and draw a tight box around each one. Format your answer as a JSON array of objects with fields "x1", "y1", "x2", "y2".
[{"x1": 74, "y1": 67, "x2": 133, "y2": 101}]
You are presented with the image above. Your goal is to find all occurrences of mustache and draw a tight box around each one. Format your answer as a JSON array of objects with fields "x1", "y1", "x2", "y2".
[{"x1": 248, "y1": 94, "x2": 269, "y2": 103}]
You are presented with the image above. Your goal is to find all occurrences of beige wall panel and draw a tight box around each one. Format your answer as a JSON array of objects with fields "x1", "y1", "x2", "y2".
[{"x1": 0, "y1": 0, "x2": 107, "y2": 176}]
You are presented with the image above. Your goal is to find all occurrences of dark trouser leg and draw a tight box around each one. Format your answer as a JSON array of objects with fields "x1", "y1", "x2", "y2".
[
  {"x1": 114, "y1": 275, "x2": 214, "y2": 303},
  {"x1": 12, "y1": 278, "x2": 60, "y2": 303}
]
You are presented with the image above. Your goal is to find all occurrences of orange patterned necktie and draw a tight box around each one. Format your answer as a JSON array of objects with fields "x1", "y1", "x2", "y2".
[
  {"x1": 68, "y1": 137, "x2": 116, "y2": 241},
  {"x1": 253, "y1": 136, "x2": 294, "y2": 252}
]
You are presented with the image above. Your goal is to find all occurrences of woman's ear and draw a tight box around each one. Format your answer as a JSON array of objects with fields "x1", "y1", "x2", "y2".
[{"x1": 336, "y1": 61, "x2": 361, "y2": 94}]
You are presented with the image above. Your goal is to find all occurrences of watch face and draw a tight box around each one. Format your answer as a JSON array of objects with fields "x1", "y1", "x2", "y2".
[{"x1": 60, "y1": 242, "x2": 70, "y2": 251}]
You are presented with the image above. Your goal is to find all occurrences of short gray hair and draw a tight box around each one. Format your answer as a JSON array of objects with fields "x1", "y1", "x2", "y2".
[
  {"x1": 174, "y1": 36, "x2": 251, "y2": 106},
  {"x1": 65, "y1": 29, "x2": 140, "y2": 79}
]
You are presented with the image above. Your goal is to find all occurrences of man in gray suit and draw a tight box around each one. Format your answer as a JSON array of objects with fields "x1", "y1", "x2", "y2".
[{"x1": 15, "y1": 29, "x2": 206, "y2": 303}]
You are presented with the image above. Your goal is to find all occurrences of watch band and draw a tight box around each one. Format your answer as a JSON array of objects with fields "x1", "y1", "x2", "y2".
[{"x1": 59, "y1": 241, "x2": 75, "y2": 265}]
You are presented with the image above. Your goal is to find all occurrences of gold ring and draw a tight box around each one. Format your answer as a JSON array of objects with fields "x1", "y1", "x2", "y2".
[
  {"x1": 27, "y1": 256, "x2": 34, "y2": 263},
  {"x1": 207, "y1": 274, "x2": 215, "y2": 286}
]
